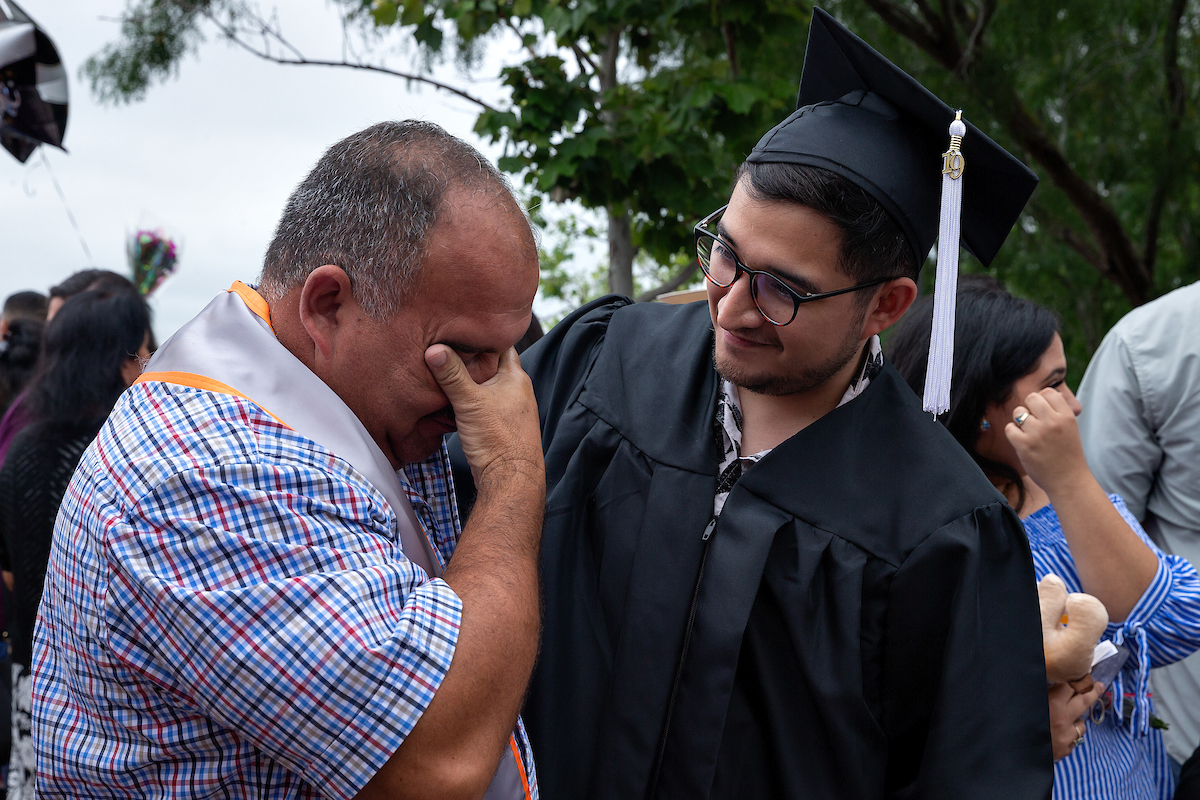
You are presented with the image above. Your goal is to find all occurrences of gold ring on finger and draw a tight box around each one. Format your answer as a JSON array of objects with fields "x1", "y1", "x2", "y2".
[{"x1": 1014, "y1": 411, "x2": 1030, "y2": 428}]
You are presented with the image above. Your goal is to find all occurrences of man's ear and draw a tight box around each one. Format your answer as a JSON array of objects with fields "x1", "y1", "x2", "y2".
[
  {"x1": 298, "y1": 265, "x2": 358, "y2": 363},
  {"x1": 861, "y1": 277, "x2": 918, "y2": 340}
]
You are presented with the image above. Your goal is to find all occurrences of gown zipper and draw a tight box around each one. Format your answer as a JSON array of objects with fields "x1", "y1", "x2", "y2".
[{"x1": 648, "y1": 516, "x2": 718, "y2": 797}]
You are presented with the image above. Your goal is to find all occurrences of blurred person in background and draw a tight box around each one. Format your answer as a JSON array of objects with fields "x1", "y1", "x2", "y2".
[
  {"x1": 0, "y1": 292, "x2": 47, "y2": 334},
  {"x1": 0, "y1": 270, "x2": 140, "y2": 470},
  {"x1": 0, "y1": 289, "x2": 152, "y2": 800},
  {"x1": 888, "y1": 276, "x2": 1200, "y2": 800},
  {"x1": 44, "y1": 269, "x2": 135, "y2": 320},
  {"x1": 0, "y1": 292, "x2": 48, "y2": 414},
  {"x1": 1075, "y1": 280, "x2": 1200, "y2": 784},
  {"x1": 0, "y1": 291, "x2": 46, "y2": 790}
]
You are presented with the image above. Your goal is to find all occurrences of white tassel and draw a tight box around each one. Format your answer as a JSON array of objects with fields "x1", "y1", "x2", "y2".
[{"x1": 923, "y1": 111, "x2": 967, "y2": 416}]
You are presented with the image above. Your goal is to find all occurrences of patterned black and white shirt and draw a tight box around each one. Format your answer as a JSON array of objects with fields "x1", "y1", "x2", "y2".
[{"x1": 713, "y1": 334, "x2": 884, "y2": 516}]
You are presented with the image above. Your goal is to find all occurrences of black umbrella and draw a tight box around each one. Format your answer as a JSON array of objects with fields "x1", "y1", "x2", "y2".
[{"x1": 0, "y1": 0, "x2": 67, "y2": 163}]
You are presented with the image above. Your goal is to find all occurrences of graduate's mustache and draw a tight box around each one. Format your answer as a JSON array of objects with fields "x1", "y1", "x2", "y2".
[{"x1": 722, "y1": 325, "x2": 779, "y2": 347}]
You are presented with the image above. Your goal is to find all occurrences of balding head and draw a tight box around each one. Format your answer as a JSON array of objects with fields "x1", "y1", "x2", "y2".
[{"x1": 258, "y1": 120, "x2": 534, "y2": 319}]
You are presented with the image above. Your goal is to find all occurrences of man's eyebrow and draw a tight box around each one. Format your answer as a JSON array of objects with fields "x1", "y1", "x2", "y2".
[{"x1": 715, "y1": 222, "x2": 823, "y2": 295}]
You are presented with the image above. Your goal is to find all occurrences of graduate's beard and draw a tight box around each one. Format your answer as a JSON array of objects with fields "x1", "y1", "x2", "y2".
[{"x1": 712, "y1": 324, "x2": 864, "y2": 397}]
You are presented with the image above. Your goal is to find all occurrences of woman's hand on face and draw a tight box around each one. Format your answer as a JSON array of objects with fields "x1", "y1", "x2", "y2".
[
  {"x1": 1005, "y1": 388, "x2": 1089, "y2": 496},
  {"x1": 1049, "y1": 680, "x2": 1105, "y2": 762}
]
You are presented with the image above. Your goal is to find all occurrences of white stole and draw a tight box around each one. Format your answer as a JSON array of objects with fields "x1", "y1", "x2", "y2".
[{"x1": 140, "y1": 283, "x2": 439, "y2": 576}]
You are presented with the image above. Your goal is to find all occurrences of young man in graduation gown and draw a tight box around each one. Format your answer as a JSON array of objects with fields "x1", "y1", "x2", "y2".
[{"x1": 453, "y1": 10, "x2": 1052, "y2": 800}]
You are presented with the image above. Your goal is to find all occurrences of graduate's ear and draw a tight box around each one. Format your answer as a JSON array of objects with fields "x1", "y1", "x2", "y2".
[
  {"x1": 297, "y1": 264, "x2": 358, "y2": 361},
  {"x1": 860, "y1": 277, "x2": 918, "y2": 340}
]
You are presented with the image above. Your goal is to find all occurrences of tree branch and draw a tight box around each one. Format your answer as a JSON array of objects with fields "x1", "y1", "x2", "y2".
[
  {"x1": 722, "y1": 21, "x2": 740, "y2": 78},
  {"x1": 181, "y1": 0, "x2": 501, "y2": 112},
  {"x1": 859, "y1": 0, "x2": 946, "y2": 60},
  {"x1": 1142, "y1": 0, "x2": 1187, "y2": 274},
  {"x1": 571, "y1": 42, "x2": 597, "y2": 75},
  {"x1": 911, "y1": 0, "x2": 943, "y2": 34},
  {"x1": 635, "y1": 260, "x2": 702, "y2": 302},
  {"x1": 959, "y1": 0, "x2": 995, "y2": 73},
  {"x1": 866, "y1": 3, "x2": 1151, "y2": 305},
  {"x1": 1026, "y1": 203, "x2": 1104, "y2": 272}
]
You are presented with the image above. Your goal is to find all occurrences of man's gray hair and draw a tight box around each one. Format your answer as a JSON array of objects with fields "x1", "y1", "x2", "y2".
[{"x1": 258, "y1": 120, "x2": 522, "y2": 318}]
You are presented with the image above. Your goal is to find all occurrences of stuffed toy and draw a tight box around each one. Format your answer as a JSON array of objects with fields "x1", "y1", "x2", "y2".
[{"x1": 1038, "y1": 573, "x2": 1109, "y2": 684}]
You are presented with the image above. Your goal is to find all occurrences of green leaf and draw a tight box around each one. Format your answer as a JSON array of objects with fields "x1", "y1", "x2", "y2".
[
  {"x1": 717, "y1": 82, "x2": 759, "y2": 115},
  {"x1": 370, "y1": 0, "x2": 399, "y2": 26},
  {"x1": 400, "y1": 0, "x2": 425, "y2": 25},
  {"x1": 513, "y1": 0, "x2": 533, "y2": 17},
  {"x1": 498, "y1": 155, "x2": 528, "y2": 173}
]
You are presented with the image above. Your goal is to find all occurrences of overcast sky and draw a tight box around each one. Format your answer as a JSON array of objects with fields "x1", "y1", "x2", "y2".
[{"x1": 1, "y1": 0, "x2": 540, "y2": 340}]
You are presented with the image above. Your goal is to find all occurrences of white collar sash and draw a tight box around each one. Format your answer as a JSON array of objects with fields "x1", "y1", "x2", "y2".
[{"x1": 140, "y1": 283, "x2": 439, "y2": 576}]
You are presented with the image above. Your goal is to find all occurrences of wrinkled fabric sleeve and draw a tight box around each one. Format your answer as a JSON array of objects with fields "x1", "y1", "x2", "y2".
[
  {"x1": 449, "y1": 295, "x2": 630, "y2": 513},
  {"x1": 1107, "y1": 495, "x2": 1200, "y2": 667},
  {"x1": 1076, "y1": 332, "x2": 1161, "y2": 522},
  {"x1": 103, "y1": 465, "x2": 463, "y2": 800},
  {"x1": 883, "y1": 503, "x2": 1052, "y2": 800},
  {"x1": 1102, "y1": 495, "x2": 1200, "y2": 736}
]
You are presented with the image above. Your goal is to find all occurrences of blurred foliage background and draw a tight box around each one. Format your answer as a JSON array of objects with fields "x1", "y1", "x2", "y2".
[{"x1": 87, "y1": 0, "x2": 1200, "y2": 382}]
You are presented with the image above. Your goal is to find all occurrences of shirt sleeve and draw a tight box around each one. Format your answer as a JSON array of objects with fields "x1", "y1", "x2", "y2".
[
  {"x1": 1089, "y1": 495, "x2": 1200, "y2": 736},
  {"x1": 102, "y1": 463, "x2": 463, "y2": 800},
  {"x1": 1106, "y1": 495, "x2": 1200, "y2": 668},
  {"x1": 1076, "y1": 332, "x2": 1162, "y2": 521}
]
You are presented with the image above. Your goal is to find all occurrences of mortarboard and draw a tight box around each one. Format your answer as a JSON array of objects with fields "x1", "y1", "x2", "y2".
[{"x1": 747, "y1": 7, "x2": 1038, "y2": 415}]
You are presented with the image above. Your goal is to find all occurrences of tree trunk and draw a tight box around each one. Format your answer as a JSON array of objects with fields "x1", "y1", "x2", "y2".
[
  {"x1": 599, "y1": 25, "x2": 636, "y2": 296},
  {"x1": 608, "y1": 209, "x2": 635, "y2": 297}
]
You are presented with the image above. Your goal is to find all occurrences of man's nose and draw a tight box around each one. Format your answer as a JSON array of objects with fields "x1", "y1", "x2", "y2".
[{"x1": 716, "y1": 271, "x2": 765, "y2": 330}]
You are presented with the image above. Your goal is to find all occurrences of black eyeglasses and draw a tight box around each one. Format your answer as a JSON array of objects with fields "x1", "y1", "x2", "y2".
[{"x1": 694, "y1": 205, "x2": 899, "y2": 326}]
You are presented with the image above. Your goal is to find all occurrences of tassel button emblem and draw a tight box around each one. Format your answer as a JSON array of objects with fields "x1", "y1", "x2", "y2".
[{"x1": 941, "y1": 110, "x2": 967, "y2": 180}]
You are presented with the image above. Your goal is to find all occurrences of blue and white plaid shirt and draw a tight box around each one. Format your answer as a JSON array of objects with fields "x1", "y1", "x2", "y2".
[{"x1": 32, "y1": 381, "x2": 537, "y2": 799}]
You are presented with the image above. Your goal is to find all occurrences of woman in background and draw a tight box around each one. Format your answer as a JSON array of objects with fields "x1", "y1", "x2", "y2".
[
  {"x1": 888, "y1": 276, "x2": 1200, "y2": 800},
  {"x1": 0, "y1": 289, "x2": 152, "y2": 800}
]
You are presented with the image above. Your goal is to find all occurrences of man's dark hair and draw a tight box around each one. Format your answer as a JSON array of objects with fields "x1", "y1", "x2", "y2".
[
  {"x1": 734, "y1": 161, "x2": 919, "y2": 287},
  {"x1": 886, "y1": 275, "x2": 1059, "y2": 512},
  {"x1": 49, "y1": 269, "x2": 136, "y2": 300},
  {"x1": 22, "y1": 290, "x2": 152, "y2": 425},
  {"x1": 3, "y1": 291, "x2": 48, "y2": 322},
  {"x1": 259, "y1": 120, "x2": 529, "y2": 319}
]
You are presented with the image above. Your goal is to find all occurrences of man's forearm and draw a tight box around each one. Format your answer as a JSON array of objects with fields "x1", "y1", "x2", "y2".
[{"x1": 358, "y1": 467, "x2": 543, "y2": 800}]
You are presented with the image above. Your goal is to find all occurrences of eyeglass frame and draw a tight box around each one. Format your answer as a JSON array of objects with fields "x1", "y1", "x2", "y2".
[{"x1": 694, "y1": 204, "x2": 901, "y2": 326}]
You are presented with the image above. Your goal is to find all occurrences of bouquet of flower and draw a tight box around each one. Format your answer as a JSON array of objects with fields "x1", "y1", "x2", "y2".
[{"x1": 128, "y1": 228, "x2": 180, "y2": 296}]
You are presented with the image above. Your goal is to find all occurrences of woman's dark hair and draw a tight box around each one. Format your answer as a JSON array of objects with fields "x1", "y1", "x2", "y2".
[
  {"x1": 22, "y1": 290, "x2": 152, "y2": 425},
  {"x1": 734, "y1": 161, "x2": 919, "y2": 286},
  {"x1": 48, "y1": 269, "x2": 135, "y2": 300},
  {"x1": 886, "y1": 275, "x2": 1059, "y2": 512}
]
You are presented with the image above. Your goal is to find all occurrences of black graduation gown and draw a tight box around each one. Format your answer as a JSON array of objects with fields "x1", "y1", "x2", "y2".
[{"x1": 450, "y1": 297, "x2": 1052, "y2": 800}]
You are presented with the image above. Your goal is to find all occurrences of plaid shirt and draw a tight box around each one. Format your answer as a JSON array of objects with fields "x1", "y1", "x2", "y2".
[{"x1": 32, "y1": 380, "x2": 537, "y2": 799}]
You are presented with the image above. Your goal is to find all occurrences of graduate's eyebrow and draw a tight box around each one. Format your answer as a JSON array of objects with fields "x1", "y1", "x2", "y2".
[{"x1": 716, "y1": 222, "x2": 823, "y2": 295}]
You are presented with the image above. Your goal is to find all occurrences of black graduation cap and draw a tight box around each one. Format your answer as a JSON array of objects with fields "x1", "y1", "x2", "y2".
[{"x1": 746, "y1": 7, "x2": 1038, "y2": 415}]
